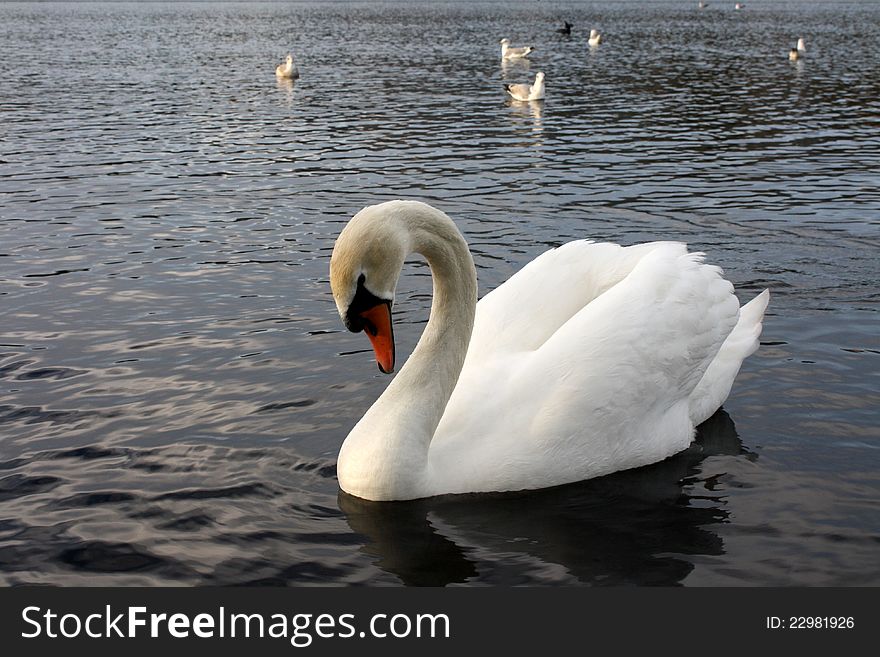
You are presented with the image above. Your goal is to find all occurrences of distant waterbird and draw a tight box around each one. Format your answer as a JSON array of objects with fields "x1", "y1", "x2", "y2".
[
  {"x1": 500, "y1": 38, "x2": 534, "y2": 60},
  {"x1": 734, "y1": 3, "x2": 744, "y2": 9},
  {"x1": 789, "y1": 37, "x2": 806, "y2": 61},
  {"x1": 275, "y1": 53, "x2": 299, "y2": 79},
  {"x1": 588, "y1": 29, "x2": 602, "y2": 47},
  {"x1": 557, "y1": 21, "x2": 573, "y2": 36},
  {"x1": 505, "y1": 71, "x2": 545, "y2": 101}
]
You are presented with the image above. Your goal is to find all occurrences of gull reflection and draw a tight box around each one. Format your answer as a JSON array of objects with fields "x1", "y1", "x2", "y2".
[
  {"x1": 276, "y1": 77, "x2": 296, "y2": 106},
  {"x1": 506, "y1": 98, "x2": 544, "y2": 143},
  {"x1": 501, "y1": 56, "x2": 531, "y2": 80},
  {"x1": 339, "y1": 409, "x2": 753, "y2": 586}
]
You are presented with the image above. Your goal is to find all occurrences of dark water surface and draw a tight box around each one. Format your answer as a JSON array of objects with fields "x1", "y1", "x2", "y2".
[{"x1": 0, "y1": 1, "x2": 878, "y2": 585}]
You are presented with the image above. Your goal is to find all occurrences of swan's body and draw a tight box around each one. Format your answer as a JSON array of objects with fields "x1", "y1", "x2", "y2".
[
  {"x1": 505, "y1": 72, "x2": 545, "y2": 101},
  {"x1": 588, "y1": 29, "x2": 602, "y2": 47},
  {"x1": 330, "y1": 201, "x2": 769, "y2": 501},
  {"x1": 500, "y1": 38, "x2": 534, "y2": 60},
  {"x1": 275, "y1": 53, "x2": 299, "y2": 79}
]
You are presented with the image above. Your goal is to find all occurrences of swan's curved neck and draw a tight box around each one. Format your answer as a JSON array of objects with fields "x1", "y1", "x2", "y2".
[{"x1": 337, "y1": 206, "x2": 477, "y2": 500}]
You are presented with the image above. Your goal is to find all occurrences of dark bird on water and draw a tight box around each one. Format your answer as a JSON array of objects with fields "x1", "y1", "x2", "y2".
[{"x1": 556, "y1": 21, "x2": 573, "y2": 36}]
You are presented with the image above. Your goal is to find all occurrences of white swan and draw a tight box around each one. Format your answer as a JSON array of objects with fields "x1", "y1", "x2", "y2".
[
  {"x1": 588, "y1": 29, "x2": 602, "y2": 47},
  {"x1": 797, "y1": 37, "x2": 806, "y2": 53},
  {"x1": 500, "y1": 38, "x2": 534, "y2": 60},
  {"x1": 505, "y1": 72, "x2": 545, "y2": 101},
  {"x1": 275, "y1": 53, "x2": 299, "y2": 79},
  {"x1": 330, "y1": 201, "x2": 769, "y2": 501}
]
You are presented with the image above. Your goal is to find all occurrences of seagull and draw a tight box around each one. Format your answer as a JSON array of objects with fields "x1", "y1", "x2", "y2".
[
  {"x1": 557, "y1": 21, "x2": 573, "y2": 36},
  {"x1": 588, "y1": 29, "x2": 602, "y2": 47},
  {"x1": 500, "y1": 38, "x2": 535, "y2": 60},
  {"x1": 275, "y1": 53, "x2": 299, "y2": 79},
  {"x1": 505, "y1": 71, "x2": 545, "y2": 101}
]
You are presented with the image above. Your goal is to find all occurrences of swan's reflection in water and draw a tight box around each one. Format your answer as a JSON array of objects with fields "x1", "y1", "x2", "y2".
[{"x1": 339, "y1": 409, "x2": 753, "y2": 586}]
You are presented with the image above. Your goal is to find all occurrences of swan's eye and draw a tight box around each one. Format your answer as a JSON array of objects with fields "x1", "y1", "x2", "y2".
[{"x1": 343, "y1": 274, "x2": 389, "y2": 333}]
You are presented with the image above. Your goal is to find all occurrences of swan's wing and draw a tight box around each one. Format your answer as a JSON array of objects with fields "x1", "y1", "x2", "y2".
[
  {"x1": 467, "y1": 240, "x2": 679, "y2": 361},
  {"x1": 433, "y1": 243, "x2": 743, "y2": 492},
  {"x1": 529, "y1": 243, "x2": 740, "y2": 418}
]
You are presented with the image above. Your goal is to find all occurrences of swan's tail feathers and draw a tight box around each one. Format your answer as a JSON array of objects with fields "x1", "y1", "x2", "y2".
[
  {"x1": 688, "y1": 289, "x2": 770, "y2": 425},
  {"x1": 736, "y1": 288, "x2": 770, "y2": 357}
]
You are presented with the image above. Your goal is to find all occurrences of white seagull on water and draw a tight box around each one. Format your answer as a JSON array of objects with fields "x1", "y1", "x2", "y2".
[
  {"x1": 505, "y1": 72, "x2": 545, "y2": 101},
  {"x1": 275, "y1": 53, "x2": 299, "y2": 79},
  {"x1": 500, "y1": 38, "x2": 534, "y2": 60}
]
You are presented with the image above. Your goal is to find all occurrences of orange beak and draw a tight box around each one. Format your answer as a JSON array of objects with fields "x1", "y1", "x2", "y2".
[{"x1": 359, "y1": 302, "x2": 395, "y2": 374}]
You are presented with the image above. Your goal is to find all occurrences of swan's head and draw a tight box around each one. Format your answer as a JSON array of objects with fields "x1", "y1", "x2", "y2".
[
  {"x1": 500, "y1": 38, "x2": 510, "y2": 45},
  {"x1": 535, "y1": 72, "x2": 545, "y2": 82},
  {"x1": 286, "y1": 54, "x2": 294, "y2": 63},
  {"x1": 330, "y1": 202, "x2": 414, "y2": 373}
]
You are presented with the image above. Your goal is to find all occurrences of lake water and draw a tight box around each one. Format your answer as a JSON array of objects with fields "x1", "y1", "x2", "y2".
[{"x1": 0, "y1": 0, "x2": 877, "y2": 586}]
